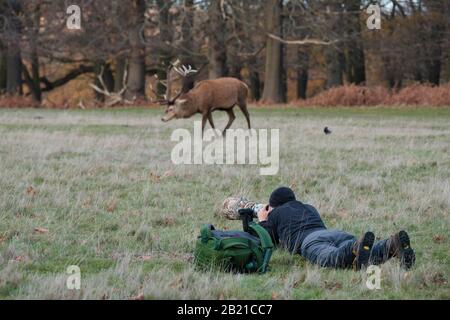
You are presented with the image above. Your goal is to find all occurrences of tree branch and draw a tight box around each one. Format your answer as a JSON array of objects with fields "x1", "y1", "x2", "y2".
[
  {"x1": 41, "y1": 65, "x2": 94, "y2": 92},
  {"x1": 267, "y1": 33, "x2": 338, "y2": 46}
]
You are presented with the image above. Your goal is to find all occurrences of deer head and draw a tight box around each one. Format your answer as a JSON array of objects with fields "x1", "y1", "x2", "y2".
[
  {"x1": 150, "y1": 60, "x2": 198, "y2": 121},
  {"x1": 161, "y1": 95, "x2": 191, "y2": 122}
]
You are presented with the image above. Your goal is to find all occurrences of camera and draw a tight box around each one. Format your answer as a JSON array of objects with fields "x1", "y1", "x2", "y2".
[{"x1": 252, "y1": 203, "x2": 265, "y2": 216}]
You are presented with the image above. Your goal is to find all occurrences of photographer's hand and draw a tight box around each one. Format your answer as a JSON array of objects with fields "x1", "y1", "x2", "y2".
[{"x1": 257, "y1": 205, "x2": 270, "y2": 222}]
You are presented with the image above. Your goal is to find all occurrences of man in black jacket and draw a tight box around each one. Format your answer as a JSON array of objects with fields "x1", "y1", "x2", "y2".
[{"x1": 220, "y1": 186, "x2": 415, "y2": 270}]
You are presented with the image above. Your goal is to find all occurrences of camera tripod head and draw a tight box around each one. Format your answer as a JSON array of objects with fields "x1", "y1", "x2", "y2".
[{"x1": 238, "y1": 208, "x2": 254, "y2": 232}]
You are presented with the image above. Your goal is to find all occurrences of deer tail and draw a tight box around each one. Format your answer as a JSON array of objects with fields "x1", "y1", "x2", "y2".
[{"x1": 242, "y1": 81, "x2": 250, "y2": 97}]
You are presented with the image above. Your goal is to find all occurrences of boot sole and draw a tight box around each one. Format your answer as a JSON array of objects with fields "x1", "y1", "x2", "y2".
[
  {"x1": 354, "y1": 232, "x2": 375, "y2": 270},
  {"x1": 398, "y1": 230, "x2": 415, "y2": 269}
]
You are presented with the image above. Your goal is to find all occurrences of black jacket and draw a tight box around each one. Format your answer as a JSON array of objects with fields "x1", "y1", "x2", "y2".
[{"x1": 259, "y1": 200, "x2": 326, "y2": 253}]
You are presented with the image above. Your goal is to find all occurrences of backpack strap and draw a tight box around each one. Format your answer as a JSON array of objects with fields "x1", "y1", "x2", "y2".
[
  {"x1": 200, "y1": 224, "x2": 214, "y2": 244},
  {"x1": 248, "y1": 222, "x2": 274, "y2": 273}
]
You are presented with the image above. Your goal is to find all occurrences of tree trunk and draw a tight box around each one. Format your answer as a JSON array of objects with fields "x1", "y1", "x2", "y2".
[
  {"x1": 325, "y1": 46, "x2": 344, "y2": 88},
  {"x1": 208, "y1": 0, "x2": 228, "y2": 79},
  {"x1": 324, "y1": 2, "x2": 344, "y2": 89},
  {"x1": 29, "y1": 47, "x2": 41, "y2": 101},
  {"x1": 17, "y1": 2, "x2": 42, "y2": 103},
  {"x1": 447, "y1": 52, "x2": 450, "y2": 83},
  {"x1": 0, "y1": 2, "x2": 5, "y2": 92},
  {"x1": 114, "y1": 56, "x2": 126, "y2": 93},
  {"x1": 180, "y1": 0, "x2": 196, "y2": 93},
  {"x1": 227, "y1": 8, "x2": 243, "y2": 80},
  {"x1": 261, "y1": 0, "x2": 285, "y2": 103},
  {"x1": 28, "y1": 6, "x2": 42, "y2": 102},
  {"x1": 228, "y1": 52, "x2": 242, "y2": 79},
  {"x1": 345, "y1": 41, "x2": 365, "y2": 85},
  {"x1": 6, "y1": 46, "x2": 22, "y2": 96},
  {"x1": 0, "y1": 43, "x2": 6, "y2": 92},
  {"x1": 426, "y1": 22, "x2": 444, "y2": 85},
  {"x1": 156, "y1": 0, "x2": 173, "y2": 96},
  {"x1": 427, "y1": 55, "x2": 442, "y2": 86},
  {"x1": 344, "y1": 0, "x2": 366, "y2": 85},
  {"x1": 249, "y1": 55, "x2": 261, "y2": 101},
  {"x1": 297, "y1": 49, "x2": 309, "y2": 99},
  {"x1": 6, "y1": 0, "x2": 22, "y2": 95},
  {"x1": 125, "y1": 0, "x2": 146, "y2": 100}
]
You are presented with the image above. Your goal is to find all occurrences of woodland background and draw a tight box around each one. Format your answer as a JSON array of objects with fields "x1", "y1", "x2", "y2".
[{"x1": 0, "y1": 0, "x2": 449, "y2": 108}]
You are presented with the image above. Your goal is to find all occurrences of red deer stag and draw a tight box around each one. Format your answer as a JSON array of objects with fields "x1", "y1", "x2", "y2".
[{"x1": 155, "y1": 61, "x2": 251, "y2": 136}]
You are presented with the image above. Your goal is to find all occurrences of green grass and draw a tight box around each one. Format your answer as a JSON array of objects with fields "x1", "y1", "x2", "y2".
[{"x1": 0, "y1": 107, "x2": 449, "y2": 299}]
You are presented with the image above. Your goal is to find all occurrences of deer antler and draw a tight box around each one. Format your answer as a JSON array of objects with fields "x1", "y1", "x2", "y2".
[
  {"x1": 89, "y1": 64, "x2": 130, "y2": 107},
  {"x1": 173, "y1": 64, "x2": 198, "y2": 78},
  {"x1": 89, "y1": 66, "x2": 110, "y2": 96},
  {"x1": 151, "y1": 59, "x2": 198, "y2": 106}
]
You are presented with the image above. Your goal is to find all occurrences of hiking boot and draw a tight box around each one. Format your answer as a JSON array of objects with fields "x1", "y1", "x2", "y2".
[
  {"x1": 353, "y1": 231, "x2": 375, "y2": 270},
  {"x1": 386, "y1": 230, "x2": 415, "y2": 270},
  {"x1": 217, "y1": 197, "x2": 256, "y2": 220}
]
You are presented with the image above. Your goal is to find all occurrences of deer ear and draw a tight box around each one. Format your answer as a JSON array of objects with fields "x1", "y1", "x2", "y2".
[{"x1": 177, "y1": 99, "x2": 188, "y2": 105}]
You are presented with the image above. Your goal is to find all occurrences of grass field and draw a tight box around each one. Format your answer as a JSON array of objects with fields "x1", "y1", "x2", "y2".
[{"x1": 0, "y1": 107, "x2": 449, "y2": 300}]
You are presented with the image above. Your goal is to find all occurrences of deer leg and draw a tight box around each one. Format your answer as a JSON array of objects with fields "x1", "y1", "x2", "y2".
[
  {"x1": 238, "y1": 103, "x2": 251, "y2": 129},
  {"x1": 201, "y1": 113, "x2": 208, "y2": 137},
  {"x1": 207, "y1": 111, "x2": 215, "y2": 129},
  {"x1": 223, "y1": 109, "x2": 236, "y2": 136},
  {"x1": 207, "y1": 111, "x2": 221, "y2": 138}
]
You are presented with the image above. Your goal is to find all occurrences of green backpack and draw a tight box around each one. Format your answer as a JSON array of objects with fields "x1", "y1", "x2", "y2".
[{"x1": 194, "y1": 209, "x2": 274, "y2": 273}]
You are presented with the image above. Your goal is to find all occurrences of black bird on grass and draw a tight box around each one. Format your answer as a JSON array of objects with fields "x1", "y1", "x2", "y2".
[{"x1": 324, "y1": 127, "x2": 332, "y2": 135}]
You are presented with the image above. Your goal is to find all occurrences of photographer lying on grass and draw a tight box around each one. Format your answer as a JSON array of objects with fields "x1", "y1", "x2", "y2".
[{"x1": 220, "y1": 186, "x2": 415, "y2": 270}]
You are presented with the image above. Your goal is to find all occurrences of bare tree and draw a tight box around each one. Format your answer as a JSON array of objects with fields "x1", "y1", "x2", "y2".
[
  {"x1": 125, "y1": 0, "x2": 146, "y2": 100},
  {"x1": 261, "y1": 0, "x2": 285, "y2": 103},
  {"x1": 323, "y1": 1, "x2": 345, "y2": 88},
  {"x1": 4, "y1": 0, "x2": 23, "y2": 95},
  {"x1": 207, "y1": 0, "x2": 228, "y2": 79},
  {"x1": 155, "y1": 0, "x2": 174, "y2": 96},
  {"x1": 179, "y1": 0, "x2": 197, "y2": 93},
  {"x1": 344, "y1": 0, "x2": 366, "y2": 85}
]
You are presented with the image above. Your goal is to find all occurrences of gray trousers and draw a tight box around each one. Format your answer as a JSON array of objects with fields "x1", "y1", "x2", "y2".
[{"x1": 300, "y1": 230, "x2": 390, "y2": 269}]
